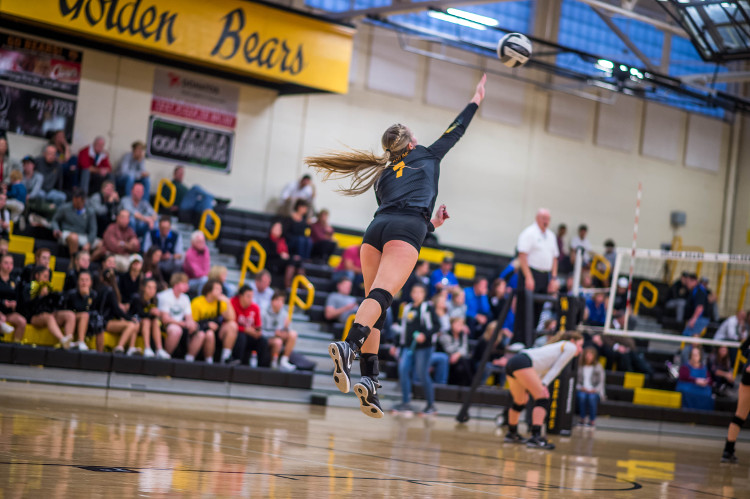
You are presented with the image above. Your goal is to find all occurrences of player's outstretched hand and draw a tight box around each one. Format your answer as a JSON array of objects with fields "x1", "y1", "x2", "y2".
[{"x1": 471, "y1": 74, "x2": 486, "y2": 106}]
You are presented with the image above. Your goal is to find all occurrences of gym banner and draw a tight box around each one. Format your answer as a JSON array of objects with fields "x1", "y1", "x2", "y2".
[
  {"x1": 0, "y1": 0, "x2": 354, "y2": 94},
  {"x1": 152, "y1": 68, "x2": 239, "y2": 129},
  {"x1": 0, "y1": 33, "x2": 82, "y2": 95},
  {"x1": 146, "y1": 116, "x2": 233, "y2": 173},
  {"x1": 0, "y1": 84, "x2": 77, "y2": 140}
]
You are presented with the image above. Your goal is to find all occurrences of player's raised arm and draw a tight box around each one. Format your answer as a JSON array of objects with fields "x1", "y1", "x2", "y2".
[{"x1": 427, "y1": 74, "x2": 486, "y2": 160}]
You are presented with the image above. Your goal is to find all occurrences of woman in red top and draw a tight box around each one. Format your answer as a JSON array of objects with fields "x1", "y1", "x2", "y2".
[{"x1": 310, "y1": 209, "x2": 337, "y2": 263}]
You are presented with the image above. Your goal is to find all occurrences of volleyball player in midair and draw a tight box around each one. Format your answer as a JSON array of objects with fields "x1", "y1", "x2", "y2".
[
  {"x1": 305, "y1": 74, "x2": 487, "y2": 418},
  {"x1": 504, "y1": 331, "x2": 583, "y2": 449},
  {"x1": 721, "y1": 335, "x2": 750, "y2": 463}
]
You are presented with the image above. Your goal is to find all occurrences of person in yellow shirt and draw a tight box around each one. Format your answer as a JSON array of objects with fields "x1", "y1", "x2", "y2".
[{"x1": 191, "y1": 279, "x2": 238, "y2": 363}]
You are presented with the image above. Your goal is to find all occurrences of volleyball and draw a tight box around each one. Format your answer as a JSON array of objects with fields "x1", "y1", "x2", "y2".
[{"x1": 497, "y1": 33, "x2": 532, "y2": 68}]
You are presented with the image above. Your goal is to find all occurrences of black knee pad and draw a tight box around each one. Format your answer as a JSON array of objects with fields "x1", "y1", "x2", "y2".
[
  {"x1": 533, "y1": 397, "x2": 550, "y2": 411},
  {"x1": 742, "y1": 370, "x2": 750, "y2": 386},
  {"x1": 367, "y1": 288, "x2": 393, "y2": 330},
  {"x1": 511, "y1": 402, "x2": 527, "y2": 412},
  {"x1": 732, "y1": 415, "x2": 746, "y2": 428}
]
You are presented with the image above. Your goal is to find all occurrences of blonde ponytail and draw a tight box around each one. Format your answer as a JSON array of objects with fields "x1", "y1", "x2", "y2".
[{"x1": 305, "y1": 123, "x2": 413, "y2": 197}]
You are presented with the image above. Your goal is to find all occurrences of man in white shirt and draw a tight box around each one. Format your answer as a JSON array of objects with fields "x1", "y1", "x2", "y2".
[
  {"x1": 515, "y1": 208, "x2": 559, "y2": 346},
  {"x1": 157, "y1": 272, "x2": 198, "y2": 358},
  {"x1": 280, "y1": 174, "x2": 314, "y2": 215},
  {"x1": 249, "y1": 269, "x2": 275, "y2": 313},
  {"x1": 714, "y1": 310, "x2": 747, "y2": 343},
  {"x1": 569, "y1": 224, "x2": 592, "y2": 266}
]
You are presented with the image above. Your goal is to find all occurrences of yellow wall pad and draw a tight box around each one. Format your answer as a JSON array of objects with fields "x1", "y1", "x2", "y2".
[
  {"x1": 9, "y1": 235, "x2": 34, "y2": 255},
  {"x1": 332, "y1": 233, "x2": 363, "y2": 249}
]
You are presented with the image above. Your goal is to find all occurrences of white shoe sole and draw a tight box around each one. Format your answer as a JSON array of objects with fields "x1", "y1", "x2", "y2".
[
  {"x1": 328, "y1": 343, "x2": 351, "y2": 394},
  {"x1": 353, "y1": 383, "x2": 383, "y2": 419}
]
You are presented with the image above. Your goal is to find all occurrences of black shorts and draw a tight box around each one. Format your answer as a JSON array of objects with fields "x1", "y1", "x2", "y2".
[
  {"x1": 506, "y1": 353, "x2": 533, "y2": 379},
  {"x1": 362, "y1": 212, "x2": 428, "y2": 252}
]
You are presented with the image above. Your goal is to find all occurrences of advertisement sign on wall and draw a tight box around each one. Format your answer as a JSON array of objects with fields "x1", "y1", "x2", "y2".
[
  {"x1": 151, "y1": 68, "x2": 239, "y2": 128},
  {"x1": 147, "y1": 116, "x2": 233, "y2": 173}
]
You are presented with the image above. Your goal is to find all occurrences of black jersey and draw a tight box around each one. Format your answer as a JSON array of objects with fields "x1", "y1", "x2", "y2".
[
  {"x1": 64, "y1": 289, "x2": 97, "y2": 313},
  {"x1": 374, "y1": 103, "x2": 478, "y2": 220},
  {"x1": 0, "y1": 274, "x2": 21, "y2": 314}
]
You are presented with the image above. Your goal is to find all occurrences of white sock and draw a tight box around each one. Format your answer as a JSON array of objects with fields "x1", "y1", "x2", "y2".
[
  {"x1": 185, "y1": 354, "x2": 195, "y2": 362},
  {"x1": 205, "y1": 357, "x2": 214, "y2": 364},
  {"x1": 280, "y1": 355, "x2": 289, "y2": 363},
  {"x1": 221, "y1": 348, "x2": 232, "y2": 361}
]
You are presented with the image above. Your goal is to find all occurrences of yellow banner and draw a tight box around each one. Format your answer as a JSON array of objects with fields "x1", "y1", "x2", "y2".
[{"x1": 0, "y1": 0, "x2": 354, "y2": 93}]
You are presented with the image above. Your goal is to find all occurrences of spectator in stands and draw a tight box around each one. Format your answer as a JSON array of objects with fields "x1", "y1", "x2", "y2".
[
  {"x1": 184, "y1": 231, "x2": 210, "y2": 293},
  {"x1": 471, "y1": 319, "x2": 513, "y2": 386},
  {"x1": 143, "y1": 216, "x2": 183, "y2": 279},
  {"x1": 665, "y1": 272, "x2": 689, "y2": 322},
  {"x1": 596, "y1": 333, "x2": 652, "y2": 376},
  {"x1": 89, "y1": 181, "x2": 120, "y2": 238},
  {"x1": 677, "y1": 346, "x2": 714, "y2": 410},
  {"x1": 64, "y1": 250, "x2": 91, "y2": 292},
  {"x1": 0, "y1": 254, "x2": 26, "y2": 341},
  {"x1": 22, "y1": 156, "x2": 42, "y2": 202},
  {"x1": 22, "y1": 266, "x2": 74, "y2": 349},
  {"x1": 208, "y1": 265, "x2": 236, "y2": 298},
  {"x1": 584, "y1": 293, "x2": 607, "y2": 327},
  {"x1": 34, "y1": 144, "x2": 66, "y2": 206},
  {"x1": 48, "y1": 130, "x2": 76, "y2": 190},
  {"x1": 570, "y1": 224, "x2": 592, "y2": 266},
  {"x1": 556, "y1": 224, "x2": 570, "y2": 274},
  {"x1": 128, "y1": 278, "x2": 170, "y2": 358},
  {"x1": 284, "y1": 199, "x2": 312, "y2": 261},
  {"x1": 714, "y1": 310, "x2": 747, "y2": 343},
  {"x1": 231, "y1": 285, "x2": 267, "y2": 366},
  {"x1": 116, "y1": 140, "x2": 149, "y2": 196},
  {"x1": 603, "y1": 239, "x2": 617, "y2": 271},
  {"x1": 143, "y1": 247, "x2": 167, "y2": 292},
  {"x1": 120, "y1": 183, "x2": 156, "y2": 239},
  {"x1": 20, "y1": 247, "x2": 52, "y2": 284},
  {"x1": 6, "y1": 169, "x2": 26, "y2": 223},
  {"x1": 66, "y1": 271, "x2": 98, "y2": 351},
  {"x1": 157, "y1": 272, "x2": 198, "y2": 358},
  {"x1": 576, "y1": 346, "x2": 605, "y2": 426},
  {"x1": 683, "y1": 273, "x2": 711, "y2": 336},
  {"x1": 96, "y1": 209, "x2": 140, "y2": 270},
  {"x1": 709, "y1": 346, "x2": 735, "y2": 396},
  {"x1": 280, "y1": 174, "x2": 315, "y2": 215},
  {"x1": 96, "y1": 268, "x2": 138, "y2": 354},
  {"x1": 118, "y1": 254, "x2": 143, "y2": 308},
  {"x1": 500, "y1": 258, "x2": 520, "y2": 291},
  {"x1": 394, "y1": 283, "x2": 441, "y2": 416},
  {"x1": 0, "y1": 239, "x2": 7, "y2": 257},
  {"x1": 448, "y1": 288, "x2": 467, "y2": 320},
  {"x1": 77, "y1": 136, "x2": 113, "y2": 196},
  {"x1": 489, "y1": 278, "x2": 508, "y2": 320},
  {"x1": 705, "y1": 283, "x2": 720, "y2": 322},
  {"x1": 261, "y1": 290, "x2": 298, "y2": 372},
  {"x1": 0, "y1": 136, "x2": 19, "y2": 184},
  {"x1": 163, "y1": 165, "x2": 216, "y2": 217},
  {"x1": 430, "y1": 256, "x2": 459, "y2": 297},
  {"x1": 191, "y1": 279, "x2": 238, "y2": 364},
  {"x1": 439, "y1": 316, "x2": 473, "y2": 386},
  {"x1": 310, "y1": 209, "x2": 337, "y2": 262},
  {"x1": 101, "y1": 253, "x2": 117, "y2": 273},
  {"x1": 0, "y1": 193, "x2": 10, "y2": 240},
  {"x1": 464, "y1": 276, "x2": 491, "y2": 336},
  {"x1": 325, "y1": 276, "x2": 358, "y2": 324},
  {"x1": 432, "y1": 289, "x2": 450, "y2": 333},
  {"x1": 402, "y1": 260, "x2": 430, "y2": 307},
  {"x1": 332, "y1": 244, "x2": 363, "y2": 292},
  {"x1": 266, "y1": 220, "x2": 293, "y2": 285},
  {"x1": 249, "y1": 270, "x2": 274, "y2": 313},
  {"x1": 52, "y1": 188, "x2": 98, "y2": 255}
]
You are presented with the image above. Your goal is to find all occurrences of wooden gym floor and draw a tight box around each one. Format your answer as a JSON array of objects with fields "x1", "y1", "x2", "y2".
[{"x1": 0, "y1": 383, "x2": 747, "y2": 498}]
